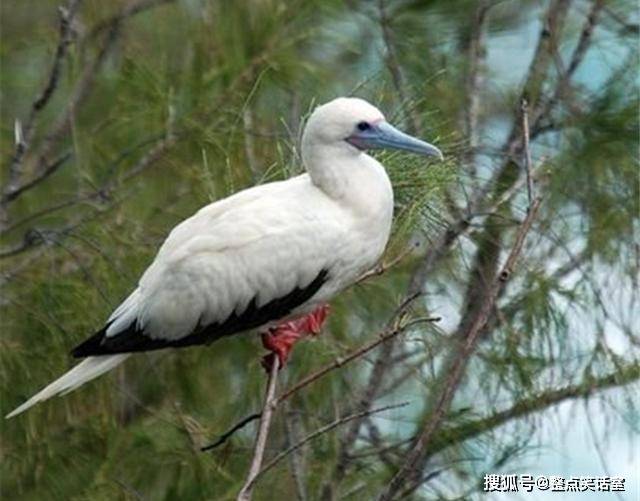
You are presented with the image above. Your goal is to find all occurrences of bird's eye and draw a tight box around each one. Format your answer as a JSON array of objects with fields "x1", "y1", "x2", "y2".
[{"x1": 357, "y1": 121, "x2": 371, "y2": 132}]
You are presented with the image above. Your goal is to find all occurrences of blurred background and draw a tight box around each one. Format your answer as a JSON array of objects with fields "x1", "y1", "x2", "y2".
[{"x1": 1, "y1": 0, "x2": 638, "y2": 499}]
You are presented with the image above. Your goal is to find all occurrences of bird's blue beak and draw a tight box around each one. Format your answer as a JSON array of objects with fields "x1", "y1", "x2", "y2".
[{"x1": 347, "y1": 121, "x2": 443, "y2": 160}]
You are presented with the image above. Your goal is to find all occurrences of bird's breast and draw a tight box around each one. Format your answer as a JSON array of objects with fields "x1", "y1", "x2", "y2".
[{"x1": 316, "y1": 161, "x2": 394, "y2": 297}]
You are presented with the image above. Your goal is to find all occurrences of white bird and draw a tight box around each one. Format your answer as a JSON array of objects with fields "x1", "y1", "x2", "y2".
[{"x1": 6, "y1": 97, "x2": 442, "y2": 419}]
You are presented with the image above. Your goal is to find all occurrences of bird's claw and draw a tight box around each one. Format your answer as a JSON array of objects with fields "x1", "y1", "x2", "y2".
[{"x1": 260, "y1": 304, "x2": 330, "y2": 371}]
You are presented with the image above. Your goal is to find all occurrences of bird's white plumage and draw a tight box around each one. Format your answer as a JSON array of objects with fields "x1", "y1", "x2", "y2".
[
  {"x1": 4, "y1": 355, "x2": 130, "y2": 419},
  {"x1": 127, "y1": 171, "x2": 391, "y2": 341},
  {"x1": 7, "y1": 97, "x2": 399, "y2": 418}
]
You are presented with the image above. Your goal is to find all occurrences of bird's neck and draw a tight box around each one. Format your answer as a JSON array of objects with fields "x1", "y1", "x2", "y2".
[
  {"x1": 302, "y1": 142, "x2": 353, "y2": 197},
  {"x1": 303, "y1": 141, "x2": 386, "y2": 194},
  {"x1": 302, "y1": 141, "x2": 394, "y2": 222}
]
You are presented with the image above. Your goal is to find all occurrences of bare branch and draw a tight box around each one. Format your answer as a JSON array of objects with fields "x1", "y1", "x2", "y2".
[
  {"x1": 237, "y1": 355, "x2": 280, "y2": 501},
  {"x1": 2, "y1": 0, "x2": 177, "y2": 215},
  {"x1": 282, "y1": 402, "x2": 308, "y2": 501},
  {"x1": 242, "y1": 108, "x2": 261, "y2": 181},
  {"x1": 422, "y1": 362, "x2": 640, "y2": 460},
  {"x1": 201, "y1": 314, "x2": 438, "y2": 452},
  {"x1": 521, "y1": 0, "x2": 572, "y2": 110},
  {"x1": 566, "y1": 0, "x2": 605, "y2": 77},
  {"x1": 278, "y1": 312, "x2": 433, "y2": 406},
  {"x1": 521, "y1": 99, "x2": 534, "y2": 206},
  {"x1": 85, "y1": 0, "x2": 176, "y2": 40},
  {"x1": 249, "y1": 402, "x2": 410, "y2": 490},
  {"x1": 319, "y1": 302, "x2": 433, "y2": 498},
  {"x1": 33, "y1": 21, "x2": 120, "y2": 176},
  {"x1": 376, "y1": 0, "x2": 421, "y2": 134},
  {"x1": 200, "y1": 413, "x2": 262, "y2": 452},
  {"x1": 603, "y1": 5, "x2": 639, "y2": 35},
  {"x1": 532, "y1": 0, "x2": 605, "y2": 129},
  {"x1": 3, "y1": 0, "x2": 81, "y2": 200},
  {"x1": 356, "y1": 243, "x2": 418, "y2": 284},
  {"x1": 0, "y1": 229, "x2": 46, "y2": 259},
  {"x1": 378, "y1": 198, "x2": 541, "y2": 501},
  {"x1": 1, "y1": 152, "x2": 72, "y2": 206},
  {"x1": 464, "y1": 0, "x2": 490, "y2": 181}
]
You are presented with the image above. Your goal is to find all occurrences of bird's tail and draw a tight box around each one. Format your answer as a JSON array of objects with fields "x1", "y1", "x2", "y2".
[{"x1": 5, "y1": 354, "x2": 130, "y2": 419}]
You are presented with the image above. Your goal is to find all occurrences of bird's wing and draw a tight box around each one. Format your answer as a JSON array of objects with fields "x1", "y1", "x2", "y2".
[{"x1": 72, "y1": 176, "x2": 349, "y2": 357}]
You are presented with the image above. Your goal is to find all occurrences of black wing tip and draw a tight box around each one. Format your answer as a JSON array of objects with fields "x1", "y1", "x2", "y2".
[
  {"x1": 71, "y1": 329, "x2": 107, "y2": 358},
  {"x1": 71, "y1": 322, "x2": 145, "y2": 357}
]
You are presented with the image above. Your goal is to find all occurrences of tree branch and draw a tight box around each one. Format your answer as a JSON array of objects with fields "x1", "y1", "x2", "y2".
[
  {"x1": 376, "y1": 0, "x2": 421, "y2": 134},
  {"x1": 201, "y1": 314, "x2": 438, "y2": 452},
  {"x1": 532, "y1": 0, "x2": 605, "y2": 129},
  {"x1": 520, "y1": 99, "x2": 534, "y2": 206},
  {"x1": 85, "y1": 0, "x2": 176, "y2": 40},
  {"x1": 463, "y1": 0, "x2": 490, "y2": 182},
  {"x1": 282, "y1": 402, "x2": 308, "y2": 501},
  {"x1": 1, "y1": 152, "x2": 72, "y2": 207},
  {"x1": 378, "y1": 197, "x2": 541, "y2": 500},
  {"x1": 2, "y1": 0, "x2": 177, "y2": 216},
  {"x1": 396, "y1": 362, "x2": 637, "y2": 499},
  {"x1": 237, "y1": 355, "x2": 280, "y2": 501},
  {"x1": 254, "y1": 402, "x2": 410, "y2": 491},
  {"x1": 420, "y1": 361, "x2": 640, "y2": 462},
  {"x1": 3, "y1": 0, "x2": 81, "y2": 202}
]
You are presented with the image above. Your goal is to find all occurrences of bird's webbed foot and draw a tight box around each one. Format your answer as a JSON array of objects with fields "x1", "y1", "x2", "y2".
[{"x1": 260, "y1": 304, "x2": 330, "y2": 371}]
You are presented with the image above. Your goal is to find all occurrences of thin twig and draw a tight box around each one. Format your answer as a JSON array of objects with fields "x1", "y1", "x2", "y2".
[
  {"x1": 237, "y1": 354, "x2": 280, "y2": 501},
  {"x1": 3, "y1": 0, "x2": 81, "y2": 201},
  {"x1": 277, "y1": 315, "x2": 435, "y2": 405},
  {"x1": 1, "y1": 152, "x2": 72, "y2": 206},
  {"x1": 201, "y1": 315, "x2": 438, "y2": 451},
  {"x1": 356, "y1": 243, "x2": 417, "y2": 284},
  {"x1": 319, "y1": 283, "x2": 438, "y2": 497},
  {"x1": 464, "y1": 0, "x2": 490, "y2": 183},
  {"x1": 248, "y1": 402, "x2": 410, "y2": 489},
  {"x1": 2, "y1": 0, "x2": 177, "y2": 215},
  {"x1": 282, "y1": 402, "x2": 308, "y2": 501},
  {"x1": 33, "y1": 21, "x2": 121, "y2": 176},
  {"x1": 378, "y1": 197, "x2": 541, "y2": 501},
  {"x1": 422, "y1": 362, "x2": 640, "y2": 460},
  {"x1": 603, "y1": 5, "x2": 639, "y2": 34},
  {"x1": 520, "y1": 99, "x2": 534, "y2": 206},
  {"x1": 85, "y1": 0, "x2": 175, "y2": 40},
  {"x1": 200, "y1": 413, "x2": 262, "y2": 452},
  {"x1": 567, "y1": 0, "x2": 605, "y2": 77},
  {"x1": 532, "y1": 0, "x2": 605, "y2": 133},
  {"x1": 377, "y1": 0, "x2": 420, "y2": 134},
  {"x1": 319, "y1": 304, "x2": 430, "y2": 499},
  {"x1": 242, "y1": 108, "x2": 261, "y2": 181}
]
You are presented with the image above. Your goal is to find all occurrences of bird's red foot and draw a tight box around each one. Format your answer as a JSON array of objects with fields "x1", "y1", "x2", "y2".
[{"x1": 261, "y1": 304, "x2": 330, "y2": 371}]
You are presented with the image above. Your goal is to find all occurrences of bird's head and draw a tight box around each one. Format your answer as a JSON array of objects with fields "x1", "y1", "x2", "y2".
[{"x1": 302, "y1": 97, "x2": 443, "y2": 160}]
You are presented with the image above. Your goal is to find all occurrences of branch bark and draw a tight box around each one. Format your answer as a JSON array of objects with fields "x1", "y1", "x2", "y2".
[
  {"x1": 202, "y1": 313, "x2": 437, "y2": 452},
  {"x1": 377, "y1": 197, "x2": 541, "y2": 500},
  {"x1": 415, "y1": 361, "x2": 640, "y2": 468},
  {"x1": 237, "y1": 355, "x2": 280, "y2": 501},
  {"x1": 1, "y1": 0, "x2": 177, "y2": 219},
  {"x1": 248, "y1": 402, "x2": 410, "y2": 492},
  {"x1": 531, "y1": 0, "x2": 605, "y2": 130},
  {"x1": 521, "y1": 99, "x2": 534, "y2": 206},
  {"x1": 3, "y1": 0, "x2": 82, "y2": 204},
  {"x1": 463, "y1": 0, "x2": 489, "y2": 182},
  {"x1": 393, "y1": 362, "x2": 639, "y2": 497},
  {"x1": 377, "y1": 0, "x2": 421, "y2": 134}
]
